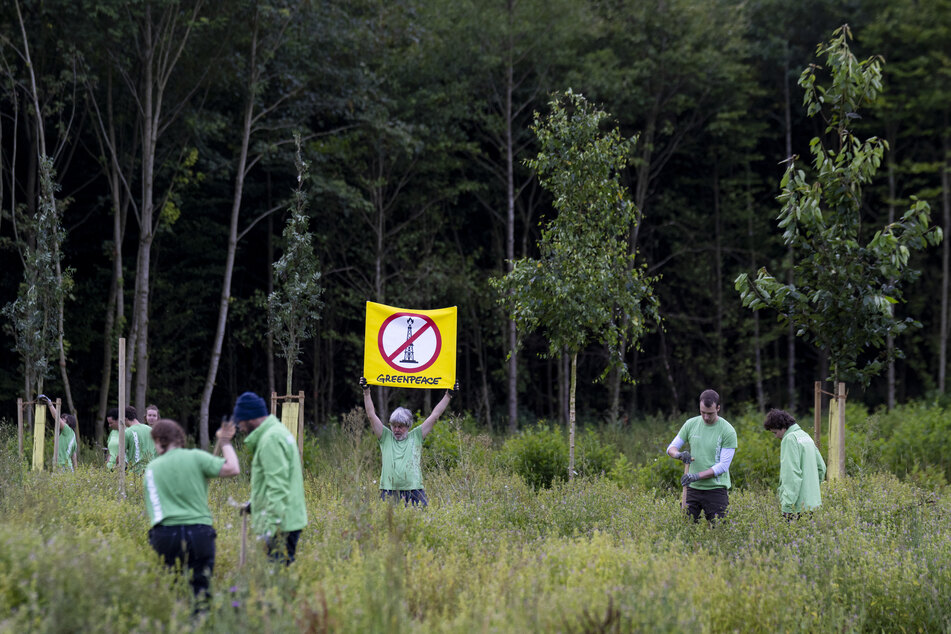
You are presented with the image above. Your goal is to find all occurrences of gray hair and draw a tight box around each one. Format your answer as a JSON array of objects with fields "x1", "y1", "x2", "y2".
[{"x1": 389, "y1": 406, "x2": 413, "y2": 427}]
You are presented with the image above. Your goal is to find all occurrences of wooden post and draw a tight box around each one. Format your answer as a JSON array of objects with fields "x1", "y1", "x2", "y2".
[
  {"x1": 297, "y1": 390, "x2": 304, "y2": 462},
  {"x1": 814, "y1": 381, "x2": 821, "y2": 450},
  {"x1": 118, "y1": 338, "x2": 126, "y2": 498},
  {"x1": 17, "y1": 398, "x2": 23, "y2": 456},
  {"x1": 51, "y1": 398, "x2": 62, "y2": 471},
  {"x1": 837, "y1": 381, "x2": 846, "y2": 478}
]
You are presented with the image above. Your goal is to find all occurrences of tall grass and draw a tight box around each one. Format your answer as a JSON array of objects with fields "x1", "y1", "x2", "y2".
[{"x1": 1, "y1": 404, "x2": 949, "y2": 633}]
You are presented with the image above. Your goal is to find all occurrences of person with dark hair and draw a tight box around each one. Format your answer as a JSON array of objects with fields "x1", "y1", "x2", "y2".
[
  {"x1": 232, "y1": 391, "x2": 308, "y2": 564},
  {"x1": 124, "y1": 405, "x2": 156, "y2": 474},
  {"x1": 37, "y1": 395, "x2": 78, "y2": 472},
  {"x1": 144, "y1": 418, "x2": 239, "y2": 606},
  {"x1": 763, "y1": 409, "x2": 826, "y2": 519},
  {"x1": 666, "y1": 389, "x2": 738, "y2": 522},
  {"x1": 145, "y1": 404, "x2": 161, "y2": 425},
  {"x1": 359, "y1": 376, "x2": 458, "y2": 507},
  {"x1": 105, "y1": 408, "x2": 121, "y2": 470}
]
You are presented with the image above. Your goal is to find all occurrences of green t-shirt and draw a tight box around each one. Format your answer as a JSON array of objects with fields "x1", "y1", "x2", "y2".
[
  {"x1": 143, "y1": 448, "x2": 225, "y2": 527},
  {"x1": 106, "y1": 429, "x2": 119, "y2": 469},
  {"x1": 378, "y1": 426, "x2": 424, "y2": 491},
  {"x1": 677, "y1": 415, "x2": 738, "y2": 490},
  {"x1": 57, "y1": 425, "x2": 77, "y2": 471},
  {"x1": 127, "y1": 424, "x2": 156, "y2": 474}
]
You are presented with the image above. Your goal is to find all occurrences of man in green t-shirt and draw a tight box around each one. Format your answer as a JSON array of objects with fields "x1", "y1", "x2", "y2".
[
  {"x1": 124, "y1": 406, "x2": 156, "y2": 473},
  {"x1": 666, "y1": 389, "x2": 738, "y2": 522},
  {"x1": 360, "y1": 376, "x2": 457, "y2": 507},
  {"x1": 763, "y1": 409, "x2": 826, "y2": 519},
  {"x1": 144, "y1": 418, "x2": 239, "y2": 604},
  {"x1": 233, "y1": 391, "x2": 308, "y2": 564}
]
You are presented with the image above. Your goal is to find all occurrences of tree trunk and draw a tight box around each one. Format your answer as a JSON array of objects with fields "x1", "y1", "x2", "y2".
[
  {"x1": 783, "y1": 47, "x2": 797, "y2": 411},
  {"x1": 199, "y1": 21, "x2": 258, "y2": 448},
  {"x1": 940, "y1": 131, "x2": 950, "y2": 393},
  {"x1": 886, "y1": 150, "x2": 897, "y2": 409},
  {"x1": 505, "y1": 15, "x2": 518, "y2": 434},
  {"x1": 568, "y1": 350, "x2": 577, "y2": 481}
]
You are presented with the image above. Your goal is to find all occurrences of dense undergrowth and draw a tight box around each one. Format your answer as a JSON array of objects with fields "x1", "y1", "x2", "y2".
[{"x1": 1, "y1": 401, "x2": 949, "y2": 633}]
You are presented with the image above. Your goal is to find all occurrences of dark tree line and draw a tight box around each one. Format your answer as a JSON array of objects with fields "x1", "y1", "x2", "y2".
[{"x1": 2, "y1": 0, "x2": 949, "y2": 445}]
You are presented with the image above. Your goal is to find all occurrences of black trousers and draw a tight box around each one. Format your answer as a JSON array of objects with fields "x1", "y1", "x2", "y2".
[
  {"x1": 148, "y1": 524, "x2": 216, "y2": 599},
  {"x1": 267, "y1": 530, "x2": 302, "y2": 565},
  {"x1": 685, "y1": 486, "x2": 729, "y2": 523}
]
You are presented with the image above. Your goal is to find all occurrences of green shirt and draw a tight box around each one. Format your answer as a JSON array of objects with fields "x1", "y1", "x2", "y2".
[
  {"x1": 106, "y1": 430, "x2": 119, "y2": 470},
  {"x1": 245, "y1": 416, "x2": 308, "y2": 537},
  {"x1": 57, "y1": 425, "x2": 77, "y2": 472},
  {"x1": 143, "y1": 448, "x2": 225, "y2": 527},
  {"x1": 677, "y1": 415, "x2": 738, "y2": 490},
  {"x1": 779, "y1": 424, "x2": 826, "y2": 513},
  {"x1": 378, "y1": 426, "x2": 424, "y2": 491},
  {"x1": 127, "y1": 423, "x2": 156, "y2": 474}
]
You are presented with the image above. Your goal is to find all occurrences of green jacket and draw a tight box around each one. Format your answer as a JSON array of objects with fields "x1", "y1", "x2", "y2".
[
  {"x1": 245, "y1": 415, "x2": 308, "y2": 537},
  {"x1": 779, "y1": 424, "x2": 826, "y2": 513}
]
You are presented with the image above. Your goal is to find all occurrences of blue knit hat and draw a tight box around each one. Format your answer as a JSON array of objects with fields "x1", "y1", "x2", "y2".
[{"x1": 232, "y1": 391, "x2": 268, "y2": 423}]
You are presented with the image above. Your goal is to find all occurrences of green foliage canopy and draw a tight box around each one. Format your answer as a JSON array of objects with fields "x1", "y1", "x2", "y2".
[
  {"x1": 735, "y1": 26, "x2": 943, "y2": 385},
  {"x1": 493, "y1": 90, "x2": 658, "y2": 374}
]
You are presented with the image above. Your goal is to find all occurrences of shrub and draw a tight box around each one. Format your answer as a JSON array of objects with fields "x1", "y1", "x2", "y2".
[{"x1": 500, "y1": 423, "x2": 568, "y2": 489}]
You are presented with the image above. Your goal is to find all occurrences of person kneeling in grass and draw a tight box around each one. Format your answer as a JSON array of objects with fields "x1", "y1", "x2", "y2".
[
  {"x1": 144, "y1": 418, "x2": 239, "y2": 606},
  {"x1": 763, "y1": 408, "x2": 826, "y2": 520},
  {"x1": 360, "y1": 376, "x2": 457, "y2": 507}
]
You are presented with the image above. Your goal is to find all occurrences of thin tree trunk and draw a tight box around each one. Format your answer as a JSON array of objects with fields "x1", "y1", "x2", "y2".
[
  {"x1": 940, "y1": 131, "x2": 950, "y2": 393},
  {"x1": 568, "y1": 350, "x2": 577, "y2": 481},
  {"x1": 505, "y1": 12, "x2": 518, "y2": 434},
  {"x1": 783, "y1": 47, "x2": 797, "y2": 411},
  {"x1": 886, "y1": 151, "x2": 897, "y2": 409},
  {"x1": 199, "y1": 20, "x2": 258, "y2": 448}
]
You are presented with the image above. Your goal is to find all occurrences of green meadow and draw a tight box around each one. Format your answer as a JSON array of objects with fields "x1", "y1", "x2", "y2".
[{"x1": 2, "y1": 402, "x2": 950, "y2": 633}]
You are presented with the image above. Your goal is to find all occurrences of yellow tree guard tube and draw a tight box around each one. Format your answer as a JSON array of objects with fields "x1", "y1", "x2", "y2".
[
  {"x1": 281, "y1": 401, "x2": 299, "y2": 441},
  {"x1": 32, "y1": 404, "x2": 46, "y2": 471},
  {"x1": 827, "y1": 396, "x2": 842, "y2": 480}
]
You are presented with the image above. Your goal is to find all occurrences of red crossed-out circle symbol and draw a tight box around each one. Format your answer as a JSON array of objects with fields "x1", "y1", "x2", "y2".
[{"x1": 377, "y1": 312, "x2": 442, "y2": 373}]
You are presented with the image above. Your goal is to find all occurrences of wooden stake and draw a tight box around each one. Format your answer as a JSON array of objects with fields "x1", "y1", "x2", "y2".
[
  {"x1": 814, "y1": 381, "x2": 821, "y2": 450},
  {"x1": 837, "y1": 382, "x2": 846, "y2": 477},
  {"x1": 17, "y1": 398, "x2": 23, "y2": 457}
]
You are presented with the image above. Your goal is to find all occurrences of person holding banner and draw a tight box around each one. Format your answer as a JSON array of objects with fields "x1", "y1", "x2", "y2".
[
  {"x1": 360, "y1": 376, "x2": 458, "y2": 507},
  {"x1": 232, "y1": 391, "x2": 308, "y2": 564},
  {"x1": 38, "y1": 395, "x2": 78, "y2": 471},
  {"x1": 144, "y1": 418, "x2": 239, "y2": 607}
]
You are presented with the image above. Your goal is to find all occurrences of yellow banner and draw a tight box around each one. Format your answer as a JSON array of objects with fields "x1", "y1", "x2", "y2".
[
  {"x1": 32, "y1": 404, "x2": 46, "y2": 472},
  {"x1": 363, "y1": 301, "x2": 457, "y2": 389}
]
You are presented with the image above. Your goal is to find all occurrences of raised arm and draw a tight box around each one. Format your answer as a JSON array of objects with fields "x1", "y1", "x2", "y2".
[
  {"x1": 38, "y1": 394, "x2": 58, "y2": 420},
  {"x1": 419, "y1": 382, "x2": 458, "y2": 439},
  {"x1": 361, "y1": 377, "x2": 385, "y2": 438},
  {"x1": 216, "y1": 421, "x2": 240, "y2": 477}
]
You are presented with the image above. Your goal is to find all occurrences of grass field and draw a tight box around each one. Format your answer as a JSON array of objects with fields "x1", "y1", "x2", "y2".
[{"x1": 1, "y1": 403, "x2": 949, "y2": 633}]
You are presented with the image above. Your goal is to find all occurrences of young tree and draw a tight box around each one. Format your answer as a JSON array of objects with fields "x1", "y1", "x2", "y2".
[
  {"x1": 268, "y1": 135, "x2": 323, "y2": 396},
  {"x1": 735, "y1": 26, "x2": 942, "y2": 387},
  {"x1": 494, "y1": 90, "x2": 658, "y2": 478}
]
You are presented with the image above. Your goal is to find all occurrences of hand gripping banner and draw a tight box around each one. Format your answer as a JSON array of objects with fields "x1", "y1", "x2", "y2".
[{"x1": 363, "y1": 301, "x2": 457, "y2": 389}]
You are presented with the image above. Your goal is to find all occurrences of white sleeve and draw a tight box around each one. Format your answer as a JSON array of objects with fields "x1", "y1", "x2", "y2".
[
  {"x1": 666, "y1": 436, "x2": 685, "y2": 454},
  {"x1": 711, "y1": 447, "x2": 736, "y2": 476}
]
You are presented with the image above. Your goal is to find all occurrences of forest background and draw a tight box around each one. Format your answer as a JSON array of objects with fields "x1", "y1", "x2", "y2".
[{"x1": 2, "y1": 0, "x2": 950, "y2": 448}]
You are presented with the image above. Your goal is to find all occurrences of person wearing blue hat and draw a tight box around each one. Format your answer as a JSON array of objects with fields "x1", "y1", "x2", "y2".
[{"x1": 232, "y1": 391, "x2": 308, "y2": 564}]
